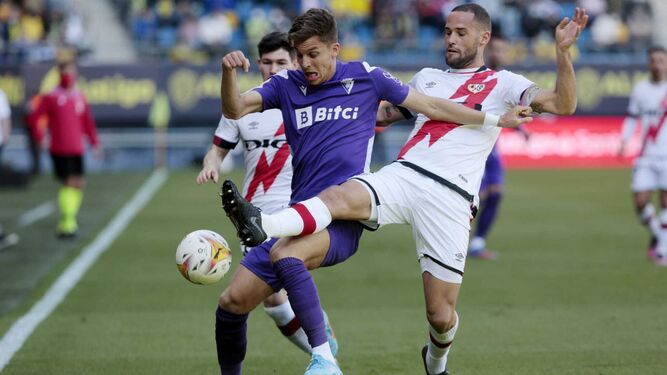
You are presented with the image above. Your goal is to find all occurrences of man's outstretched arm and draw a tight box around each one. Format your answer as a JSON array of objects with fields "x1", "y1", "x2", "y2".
[{"x1": 530, "y1": 7, "x2": 589, "y2": 115}]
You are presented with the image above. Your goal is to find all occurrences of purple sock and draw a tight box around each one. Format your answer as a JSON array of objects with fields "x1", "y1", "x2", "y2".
[
  {"x1": 215, "y1": 307, "x2": 248, "y2": 375},
  {"x1": 475, "y1": 191, "x2": 502, "y2": 239},
  {"x1": 273, "y1": 257, "x2": 327, "y2": 348}
]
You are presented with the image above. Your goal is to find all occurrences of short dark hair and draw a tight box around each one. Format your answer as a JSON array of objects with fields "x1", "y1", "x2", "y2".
[
  {"x1": 648, "y1": 46, "x2": 667, "y2": 55},
  {"x1": 451, "y1": 3, "x2": 492, "y2": 31},
  {"x1": 258, "y1": 31, "x2": 296, "y2": 60},
  {"x1": 288, "y1": 8, "x2": 338, "y2": 47}
]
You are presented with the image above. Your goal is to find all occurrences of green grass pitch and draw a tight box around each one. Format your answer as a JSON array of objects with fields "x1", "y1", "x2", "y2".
[{"x1": 1, "y1": 168, "x2": 666, "y2": 374}]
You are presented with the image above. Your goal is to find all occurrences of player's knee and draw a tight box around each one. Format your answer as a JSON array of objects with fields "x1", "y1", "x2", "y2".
[
  {"x1": 426, "y1": 305, "x2": 457, "y2": 332},
  {"x1": 263, "y1": 290, "x2": 288, "y2": 308},
  {"x1": 219, "y1": 289, "x2": 252, "y2": 314}
]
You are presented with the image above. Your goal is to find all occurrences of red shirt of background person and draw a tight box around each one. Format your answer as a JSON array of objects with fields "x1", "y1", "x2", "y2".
[{"x1": 28, "y1": 64, "x2": 100, "y2": 157}]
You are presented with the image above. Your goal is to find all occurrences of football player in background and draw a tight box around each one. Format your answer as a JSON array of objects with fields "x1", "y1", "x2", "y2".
[
  {"x1": 218, "y1": 7, "x2": 531, "y2": 375},
  {"x1": 196, "y1": 31, "x2": 338, "y2": 365},
  {"x1": 28, "y1": 59, "x2": 101, "y2": 239},
  {"x1": 618, "y1": 46, "x2": 667, "y2": 265},
  {"x1": 467, "y1": 34, "x2": 531, "y2": 260},
  {"x1": 228, "y1": 5, "x2": 586, "y2": 375}
]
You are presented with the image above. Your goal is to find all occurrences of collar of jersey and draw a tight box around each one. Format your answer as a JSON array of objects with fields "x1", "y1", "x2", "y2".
[{"x1": 447, "y1": 65, "x2": 488, "y2": 74}]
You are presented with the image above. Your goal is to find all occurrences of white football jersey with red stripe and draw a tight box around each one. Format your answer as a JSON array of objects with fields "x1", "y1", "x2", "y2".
[
  {"x1": 214, "y1": 109, "x2": 292, "y2": 213},
  {"x1": 627, "y1": 79, "x2": 667, "y2": 157},
  {"x1": 397, "y1": 67, "x2": 535, "y2": 197}
]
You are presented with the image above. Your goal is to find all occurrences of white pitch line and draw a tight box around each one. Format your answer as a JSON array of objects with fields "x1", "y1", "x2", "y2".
[
  {"x1": 0, "y1": 168, "x2": 168, "y2": 372},
  {"x1": 17, "y1": 201, "x2": 56, "y2": 228}
]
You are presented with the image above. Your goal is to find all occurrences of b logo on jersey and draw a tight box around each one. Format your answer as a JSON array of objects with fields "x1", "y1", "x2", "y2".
[
  {"x1": 468, "y1": 84, "x2": 485, "y2": 94},
  {"x1": 294, "y1": 105, "x2": 360, "y2": 129}
]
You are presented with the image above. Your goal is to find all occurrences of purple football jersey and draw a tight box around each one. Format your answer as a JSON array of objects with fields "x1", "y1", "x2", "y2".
[{"x1": 254, "y1": 60, "x2": 409, "y2": 203}]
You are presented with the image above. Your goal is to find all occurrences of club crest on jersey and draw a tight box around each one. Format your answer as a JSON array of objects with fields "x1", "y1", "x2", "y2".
[
  {"x1": 294, "y1": 105, "x2": 359, "y2": 129},
  {"x1": 340, "y1": 78, "x2": 354, "y2": 94},
  {"x1": 299, "y1": 85, "x2": 307, "y2": 96},
  {"x1": 467, "y1": 83, "x2": 485, "y2": 94}
]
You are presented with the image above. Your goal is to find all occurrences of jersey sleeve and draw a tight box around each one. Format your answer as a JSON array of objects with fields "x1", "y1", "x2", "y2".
[
  {"x1": 364, "y1": 63, "x2": 410, "y2": 105},
  {"x1": 502, "y1": 70, "x2": 537, "y2": 106},
  {"x1": 213, "y1": 116, "x2": 240, "y2": 150},
  {"x1": 252, "y1": 74, "x2": 282, "y2": 111}
]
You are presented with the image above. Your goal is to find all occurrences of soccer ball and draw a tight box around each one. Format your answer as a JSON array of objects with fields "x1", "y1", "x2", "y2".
[{"x1": 176, "y1": 230, "x2": 232, "y2": 285}]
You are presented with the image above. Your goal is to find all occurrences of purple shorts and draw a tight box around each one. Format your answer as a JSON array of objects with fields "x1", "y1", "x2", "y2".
[
  {"x1": 240, "y1": 220, "x2": 364, "y2": 291},
  {"x1": 480, "y1": 146, "x2": 504, "y2": 192}
]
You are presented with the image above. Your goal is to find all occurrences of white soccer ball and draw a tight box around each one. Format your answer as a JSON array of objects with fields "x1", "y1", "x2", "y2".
[{"x1": 176, "y1": 230, "x2": 232, "y2": 285}]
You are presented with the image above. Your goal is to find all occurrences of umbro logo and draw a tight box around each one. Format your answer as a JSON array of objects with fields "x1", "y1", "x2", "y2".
[
  {"x1": 455, "y1": 252, "x2": 464, "y2": 261},
  {"x1": 340, "y1": 78, "x2": 354, "y2": 94},
  {"x1": 299, "y1": 85, "x2": 307, "y2": 96},
  {"x1": 248, "y1": 121, "x2": 259, "y2": 129},
  {"x1": 425, "y1": 81, "x2": 437, "y2": 88}
]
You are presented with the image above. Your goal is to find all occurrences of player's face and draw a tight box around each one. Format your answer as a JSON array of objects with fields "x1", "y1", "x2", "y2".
[
  {"x1": 648, "y1": 51, "x2": 667, "y2": 81},
  {"x1": 295, "y1": 36, "x2": 340, "y2": 85},
  {"x1": 444, "y1": 11, "x2": 490, "y2": 69},
  {"x1": 257, "y1": 48, "x2": 297, "y2": 81}
]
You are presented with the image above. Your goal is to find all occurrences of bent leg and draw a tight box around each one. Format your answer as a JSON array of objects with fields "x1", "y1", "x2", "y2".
[
  {"x1": 270, "y1": 231, "x2": 331, "y2": 353},
  {"x1": 261, "y1": 179, "x2": 373, "y2": 238},
  {"x1": 263, "y1": 290, "x2": 312, "y2": 354}
]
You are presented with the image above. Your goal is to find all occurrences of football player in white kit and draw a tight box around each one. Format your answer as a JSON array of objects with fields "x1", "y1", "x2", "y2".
[
  {"x1": 197, "y1": 32, "x2": 338, "y2": 360},
  {"x1": 227, "y1": 5, "x2": 588, "y2": 374},
  {"x1": 618, "y1": 46, "x2": 667, "y2": 265}
]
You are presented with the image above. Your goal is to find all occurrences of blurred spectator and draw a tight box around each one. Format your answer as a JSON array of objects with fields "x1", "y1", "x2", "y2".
[
  {"x1": 0, "y1": 0, "x2": 89, "y2": 63},
  {"x1": 112, "y1": 0, "x2": 659, "y2": 66}
]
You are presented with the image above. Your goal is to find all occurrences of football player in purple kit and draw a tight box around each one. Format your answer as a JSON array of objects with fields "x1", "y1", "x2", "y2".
[{"x1": 216, "y1": 8, "x2": 530, "y2": 375}]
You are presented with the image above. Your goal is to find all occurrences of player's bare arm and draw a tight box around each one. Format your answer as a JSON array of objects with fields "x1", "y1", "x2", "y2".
[
  {"x1": 531, "y1": 7, "x2": 589, "y2": 115},
  {"x1": 221, "y1": 50, "x2": 264, "y2": 119},
  {"x1": 197, "y1": 146, "x2": 229, "y2": 184},
  {"x1": 401, "y1": 87, "x2": 533, "y2": 128}
]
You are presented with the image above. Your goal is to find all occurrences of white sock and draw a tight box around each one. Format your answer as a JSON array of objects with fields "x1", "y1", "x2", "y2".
[
  {"x1": 262, "y1": 197, "x2": 332, "y2": 237},
  {"x1": 426, "y1": 312, "x2": 459, "y2": 375},
  {"x1": 311, "y1": 342, "x2": 335, "y2": 363},
  {"x1": 468, "y1": 236, "x2": 485, "y2": 252},
  {"x1": 657, "y1": 209, "x2": 667, "y2": 257},
  {"x1": 640, "y1": 204, "x2": 660, "y2": 238},
  {"x1": 265, "y1": 301, "x2": 311, "y2": 354}
]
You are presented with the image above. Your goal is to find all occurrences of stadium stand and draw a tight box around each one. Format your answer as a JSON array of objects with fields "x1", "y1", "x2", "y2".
[{"x1": 108, "y1": 0, "x2": 661, "y2": 67}]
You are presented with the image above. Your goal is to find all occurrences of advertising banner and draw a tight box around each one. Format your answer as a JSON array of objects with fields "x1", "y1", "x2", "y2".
[
  {"x1": 498, "y1": 116, "x2": 639, "y2": 169},
  {"x1": 0, "y1": 63, "x2": 651, "y2": 126}
]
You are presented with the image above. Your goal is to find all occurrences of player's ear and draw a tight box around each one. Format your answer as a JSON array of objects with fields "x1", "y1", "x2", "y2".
[
  {"x1": 480, "y1": 30, "x2": 491, "y2": 46},
  {"x1": 330, "y1": 42, "x2": 341, "y2": 57}
]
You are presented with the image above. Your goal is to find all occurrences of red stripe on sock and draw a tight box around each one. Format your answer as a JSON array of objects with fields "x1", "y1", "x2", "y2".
[
  {"x1": 279, "y1": 317, "x2": 301, "y2": 336},
  {"x1": 430, "y1": 333, "x2": 453, "y2": 349},
  {"x1": 292, "y1": 203, "x2": 316, "y2": 235}
]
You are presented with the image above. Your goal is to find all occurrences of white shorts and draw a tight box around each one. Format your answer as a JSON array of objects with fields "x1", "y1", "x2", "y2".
[
  {"x1": 352, "y1": 163, "x2": 476, "y2": 284},
  {"x1": 631, "y1": 156, "x2": 667, "y2": 192}
]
